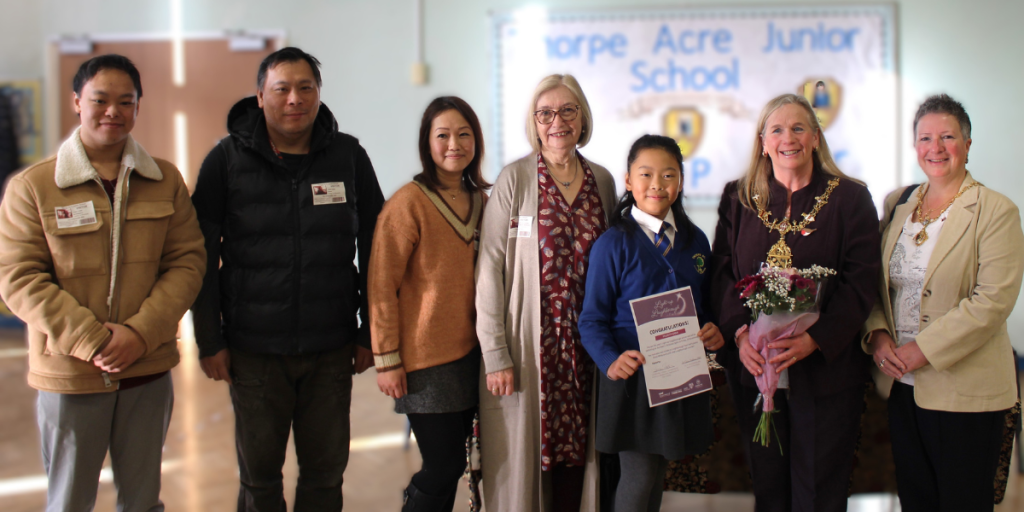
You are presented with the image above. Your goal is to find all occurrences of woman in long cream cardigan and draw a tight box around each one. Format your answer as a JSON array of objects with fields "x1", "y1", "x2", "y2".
[{"x1": 475, "y1": 74, "x2": 618, "y2": 512}]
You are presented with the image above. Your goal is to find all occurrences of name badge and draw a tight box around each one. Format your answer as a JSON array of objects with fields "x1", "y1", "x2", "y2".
[
  {"x1": 311, "y1": 182, "x2": 346, "y2": 205},
  {"x1": 55, "y1": 201, "x2": 98, "y2": 229},
  {"x1": 508, "y1": 216, "x2": 533, "y2": 238}
]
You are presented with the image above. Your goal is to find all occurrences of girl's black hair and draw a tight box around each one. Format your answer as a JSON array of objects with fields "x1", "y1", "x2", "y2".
[{"x1": 609, "y1": 134, "x2": 696, "y2": 248}]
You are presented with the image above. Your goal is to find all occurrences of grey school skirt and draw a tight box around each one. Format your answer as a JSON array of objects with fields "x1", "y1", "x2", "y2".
[{"x1": 595, "y1": 367, "x2": 713, "y2": 460}]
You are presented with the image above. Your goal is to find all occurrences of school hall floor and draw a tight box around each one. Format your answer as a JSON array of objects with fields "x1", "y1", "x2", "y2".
[{"x1": 1, "y1": 327, "x2": 1021, "y2": 511}]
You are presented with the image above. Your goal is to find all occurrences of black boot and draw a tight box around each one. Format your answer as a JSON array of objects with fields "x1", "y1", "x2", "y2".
[{"x1": 402, "y1": 482, "x2": 449, "y2": 512}]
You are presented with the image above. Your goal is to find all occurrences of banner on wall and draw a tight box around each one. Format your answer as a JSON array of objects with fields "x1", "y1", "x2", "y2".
[{"x1": 492, "y1": 5, "x2": 898, "y2": 207}]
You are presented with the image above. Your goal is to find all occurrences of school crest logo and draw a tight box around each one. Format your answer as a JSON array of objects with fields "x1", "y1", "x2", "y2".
[
  {"x1": 799, "y1": 79, "x2": 843, "y2": 130},
  {"x1": 663, "y1": 107, "x2": 704, "y2": 159},
  {"x1": 692, "y1": 253, "x2": 707, "y2": 275}
]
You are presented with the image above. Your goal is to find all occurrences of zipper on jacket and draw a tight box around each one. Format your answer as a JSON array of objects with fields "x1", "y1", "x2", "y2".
[
  {"x1": 108, "y1": 173, "x2": 131, "y2": 324},
  {"x1": 291, "y1": 178, "x2": 302, "y2": 353},
  {"x1": 93, "y1": 177, "x2": 115, "y2": 315},
  {"x1": 102, "y1": 372, "x2": 112, "y2": 388}
]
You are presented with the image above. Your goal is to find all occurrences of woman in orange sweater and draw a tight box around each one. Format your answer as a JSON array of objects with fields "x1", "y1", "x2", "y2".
[{"x1": 368, "y1": 96, "x2": 490, "y2": 511}]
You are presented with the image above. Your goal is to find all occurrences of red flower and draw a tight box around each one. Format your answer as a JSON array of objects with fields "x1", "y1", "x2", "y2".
[{"x1": 736, "y1": 274, "x2": 764, "y2": 299}]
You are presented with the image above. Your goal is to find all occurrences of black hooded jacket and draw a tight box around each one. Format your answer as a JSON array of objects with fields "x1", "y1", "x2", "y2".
[{"x1": 190, "y1": 97, "x2": 384, "y2": 357}]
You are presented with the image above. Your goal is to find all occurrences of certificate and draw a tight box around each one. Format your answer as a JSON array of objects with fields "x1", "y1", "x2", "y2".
[{"x1": 629, "y1": 286, "x2": 712, "y2": 407}]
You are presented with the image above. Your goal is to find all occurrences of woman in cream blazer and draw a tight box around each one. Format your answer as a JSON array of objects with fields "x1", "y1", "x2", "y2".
[{"x1": 863, "y1": 94, "x2": 1023, "y2": 512}]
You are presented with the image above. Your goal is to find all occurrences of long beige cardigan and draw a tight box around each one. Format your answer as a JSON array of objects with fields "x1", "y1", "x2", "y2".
[
  {"x1": 863, "y1": 172, "x2": 1023, "y2": 412},
  {"x1": 475, "y1": 152, "x2": 619, "y2": 512}
]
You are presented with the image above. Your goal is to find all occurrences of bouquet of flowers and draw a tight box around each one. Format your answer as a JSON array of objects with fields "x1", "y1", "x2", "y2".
[{"x1": 734, "y1": 264, "x2": 835, "y2": 452}]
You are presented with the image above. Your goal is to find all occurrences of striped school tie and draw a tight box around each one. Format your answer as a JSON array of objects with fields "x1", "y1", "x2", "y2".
[{"x1": 654, "y1": 224, "x2": 672, "y2": 257}]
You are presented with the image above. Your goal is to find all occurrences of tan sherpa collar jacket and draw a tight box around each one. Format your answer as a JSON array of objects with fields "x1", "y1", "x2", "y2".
[{"x1": 0, "y1": 128, "x2": 206, "y2": 393}]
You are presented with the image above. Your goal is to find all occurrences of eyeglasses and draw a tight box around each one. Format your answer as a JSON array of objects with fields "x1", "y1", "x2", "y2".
[{"x1": 534, "y1": 105, "x2": 580, "y2": 125}]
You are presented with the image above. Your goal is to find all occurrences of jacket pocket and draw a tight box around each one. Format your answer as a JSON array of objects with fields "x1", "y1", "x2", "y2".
[
  {"x1": 122, "y1": 201, "x2": 175, "y2": 263},
  {"x1": 42, "y1": 214, "x2": 107, "y2": 278}
]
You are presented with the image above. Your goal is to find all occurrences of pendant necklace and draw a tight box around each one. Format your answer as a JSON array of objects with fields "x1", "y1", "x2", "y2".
[
  {"x1": 911, "y1": 181, "x2": 981, "y2": 246},
  {"x1": 556, "y1": 157, "x2": 579, "y2": 188},
  {"x1": 442, "y1": 187, "x2": 460, "y2": 201},
  {"x1": 755, "y1": 177, "x2": 840, "y2": 269}
]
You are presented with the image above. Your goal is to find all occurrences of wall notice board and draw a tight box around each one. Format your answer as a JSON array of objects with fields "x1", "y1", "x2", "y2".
[{"x1": 492, "y1": 5, "x2": 897, "y2": 207}]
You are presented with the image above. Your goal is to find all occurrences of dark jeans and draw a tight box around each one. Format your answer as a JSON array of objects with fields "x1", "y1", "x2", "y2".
[
  {"x1": 888, "y1": 382, "x2": 1005, "y2": 512},
  {"x1": 229, "y1": 345, "x2": 354, "y2": 512},
  {"x1": 729, "y1": 372, "x2": 864, "y2": 512},
  {"x1": 406, "y1": 408, "x2": 476, "y2": 511}
]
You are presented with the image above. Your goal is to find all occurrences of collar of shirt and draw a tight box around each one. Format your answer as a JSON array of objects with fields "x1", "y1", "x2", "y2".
[{"x1": 630, "y1": 205, "x2": 676, "y2": 244}]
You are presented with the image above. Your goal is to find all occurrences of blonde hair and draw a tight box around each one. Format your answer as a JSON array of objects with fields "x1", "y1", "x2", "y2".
[
  {"x1": 525, "y1": 74, "x2": 594, "y2": 153},
  {"x1": 737, "y1": 93, "x2": 862, "y2": 211}
]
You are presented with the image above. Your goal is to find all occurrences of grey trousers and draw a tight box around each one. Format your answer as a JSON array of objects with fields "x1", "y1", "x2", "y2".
[{"x1": 37, "y1": 372, "x2": 174, "y2": 512}]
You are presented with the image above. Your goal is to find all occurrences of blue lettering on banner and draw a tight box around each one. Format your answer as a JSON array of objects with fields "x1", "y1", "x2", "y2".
[
  {"x1": 689, "y1": 158, "x2": 711, "y2": 189},
  {"x1": 546, "y1": 33, "x2": 628, "y2": 63},
  {"x1": 762, "y1": 22, "x2": 859, "y2": 53},
  {"x1": 631, "y1": 58, "x2": 739, "y2": 93},
  {"x1": 652, "y1": 24, "x2": 733, "y2": 55}
]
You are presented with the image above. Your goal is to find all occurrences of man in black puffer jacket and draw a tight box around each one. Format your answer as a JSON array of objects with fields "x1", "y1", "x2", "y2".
[{"x1": 190, "y1": 47, "x2": 384, "y2": 511}]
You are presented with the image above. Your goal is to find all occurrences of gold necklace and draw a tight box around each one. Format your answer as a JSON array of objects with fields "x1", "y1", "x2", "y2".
[
  {"x1": 755, "y1": 177, "x2": 840, "y2": 268},
  {"x1": 441, "y1": 187, "x2": 461, "y2": 201},
  {"x1": 911, "y1": 181, "x2": 981, "y2": 246}
]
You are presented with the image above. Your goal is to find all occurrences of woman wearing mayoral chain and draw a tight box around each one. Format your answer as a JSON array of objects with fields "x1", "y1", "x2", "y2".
[{"x1": 710, "y1": 94, "x2": 880, "y2": 512}]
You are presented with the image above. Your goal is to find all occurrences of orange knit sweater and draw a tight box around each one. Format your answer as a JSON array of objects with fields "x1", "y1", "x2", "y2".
[{"x1": 368, "y1": 181, "x2": 486, "y2": 373}]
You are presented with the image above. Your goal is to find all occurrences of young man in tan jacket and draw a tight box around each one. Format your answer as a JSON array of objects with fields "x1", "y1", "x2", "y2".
[{"x1": 0, "y1": 55, "x2": 205, "y2": 511}]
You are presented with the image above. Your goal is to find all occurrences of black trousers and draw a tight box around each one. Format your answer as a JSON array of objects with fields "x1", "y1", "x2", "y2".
[
  {"x1": 888, "y1": 382, "x2": 1006, "y2": 512},
  {"x1": 229, "y1": 346, "x2": 354, "y2": 512},
  {"x1": 407, "y1": 407, "x2": 475, "y2": 509},
  {"x1": 729, "y1": 372, "x2": 864, "y2": 512}
]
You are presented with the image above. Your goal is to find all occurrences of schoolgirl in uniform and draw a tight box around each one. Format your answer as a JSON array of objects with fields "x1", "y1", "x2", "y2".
[{"x1": 579, "y1": 134, "x2": 724, "y2": 511}]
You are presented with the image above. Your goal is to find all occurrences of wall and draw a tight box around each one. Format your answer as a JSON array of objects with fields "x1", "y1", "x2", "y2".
[
  {"x1": 3, "y1": 0, "x2": 1024, "y2": 348},
  {"x1": 0, "y1": 0, "x2": 41, "y2": 81}
]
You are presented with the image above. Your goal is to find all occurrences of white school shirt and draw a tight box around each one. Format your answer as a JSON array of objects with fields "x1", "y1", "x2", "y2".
[
  {"x1": 630, "y1": 206, "x2": 676, "y2": 246},
  {"x1": 888, "y1": 205, "x2": 950, "y2": 386}
]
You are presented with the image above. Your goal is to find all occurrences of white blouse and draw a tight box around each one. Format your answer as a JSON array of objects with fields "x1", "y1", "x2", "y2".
[{"x1": 888, "y1": 205, "x2": 951, "y2": 386}]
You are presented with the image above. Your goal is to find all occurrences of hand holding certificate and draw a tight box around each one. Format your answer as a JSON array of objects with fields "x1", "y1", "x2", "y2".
[{"x1": 629, "y1": 286, "x2": 712, "y2": 407}]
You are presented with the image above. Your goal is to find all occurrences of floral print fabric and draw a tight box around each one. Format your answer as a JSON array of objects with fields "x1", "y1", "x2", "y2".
[
  {"x1": 888, "y1": 206, "x2": 948, "y2": 386},
  {"x1": 536, "y1": 152, "x2": 607, "y2": 470}
]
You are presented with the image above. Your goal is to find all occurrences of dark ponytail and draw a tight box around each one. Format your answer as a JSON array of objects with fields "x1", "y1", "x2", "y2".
[{"x1": 609, "y1": 134, "x2": 696, "y2": 249}]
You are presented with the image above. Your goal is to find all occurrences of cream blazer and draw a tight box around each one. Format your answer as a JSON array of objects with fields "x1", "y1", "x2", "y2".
[{"x1": 863, "y1": 172, "x2": 1023, "y2": 412}]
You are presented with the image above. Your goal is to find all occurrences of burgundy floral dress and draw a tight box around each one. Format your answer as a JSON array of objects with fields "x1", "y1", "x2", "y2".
[{"x1": 536, "y1": 153, "x2": 608, "y2": 470}]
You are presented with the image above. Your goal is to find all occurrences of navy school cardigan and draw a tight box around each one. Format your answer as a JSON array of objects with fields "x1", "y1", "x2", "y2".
[{"x1": 579, "y1": 217, "x2": 714, "y2": 375}]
